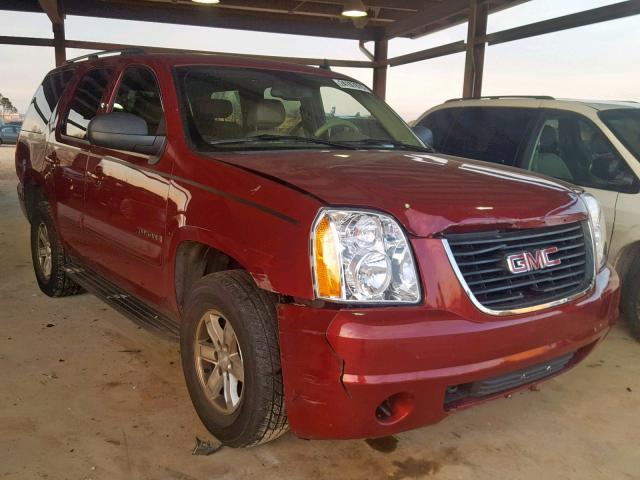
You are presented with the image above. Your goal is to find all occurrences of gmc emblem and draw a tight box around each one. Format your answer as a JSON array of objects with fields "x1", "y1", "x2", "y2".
[{"x1": 506, "y1": 247, "x2": 561, "y2": 274}]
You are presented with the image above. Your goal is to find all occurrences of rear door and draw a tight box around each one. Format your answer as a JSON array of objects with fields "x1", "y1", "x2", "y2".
[
  {"x1": 522, "y1": 110, "x2": 637, "y2": 246},
  {"x1": 19, "y1": 69, "x2": 74, "y2": 172},
  {"x1": 83, "y1": 64, "x2": 171, "y2": 306},
  {"x1": 417, "y1": 107, "x2": 539, "y2": 167}
]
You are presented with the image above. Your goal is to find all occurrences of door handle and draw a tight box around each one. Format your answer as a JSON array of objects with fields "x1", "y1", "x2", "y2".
[{"x1": 44, "y1": 152, "x2": 59, "y2": 165}]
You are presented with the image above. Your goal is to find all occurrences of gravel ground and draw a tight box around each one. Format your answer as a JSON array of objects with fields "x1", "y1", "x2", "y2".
[{"x1": 1, "y1": 144, "x2": 639, "y2": 480}]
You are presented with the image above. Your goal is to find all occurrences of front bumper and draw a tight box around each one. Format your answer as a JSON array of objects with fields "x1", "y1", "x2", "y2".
[{"x1": 278, "y1": 266, "x2": 619, "y2": 440}]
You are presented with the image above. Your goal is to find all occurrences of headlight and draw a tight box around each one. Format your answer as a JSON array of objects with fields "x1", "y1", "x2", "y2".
[
  {"x1": 581, "y1": 193, "x2": 607, "y2": 269},
  {"x1": 311, "y1": 209, "x2": 420, "y2": 303}
]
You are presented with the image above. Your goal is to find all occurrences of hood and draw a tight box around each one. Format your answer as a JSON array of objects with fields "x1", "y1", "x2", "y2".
[{"x1": 217, "y1": 150, "x2": 586, "y2": 237}]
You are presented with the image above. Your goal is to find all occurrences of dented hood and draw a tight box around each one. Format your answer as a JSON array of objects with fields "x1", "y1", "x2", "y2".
[{"x1": 218, "y1": 150, "x2": 586, "y2": 237}]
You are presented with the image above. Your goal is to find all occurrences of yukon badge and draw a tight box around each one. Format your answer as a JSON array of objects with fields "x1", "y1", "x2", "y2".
[{"x1": 505, "y1": 247, "x2": 561, "y2": 274}]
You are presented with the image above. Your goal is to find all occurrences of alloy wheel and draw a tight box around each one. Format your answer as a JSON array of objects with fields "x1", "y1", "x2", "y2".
[
  {"x1": 194, "y1": 310, "x2": 244, "y2": 415},
  {"x1": 36, "y1": 222, "x2": 52, "y2": 280}
]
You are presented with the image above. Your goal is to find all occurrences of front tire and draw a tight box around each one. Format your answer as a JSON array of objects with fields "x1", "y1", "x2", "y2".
[
  {"x1": 622, "y1": 259, "x2": 640, "y2": 340},
  {"x1": 30, "y1": 201, "x2": 82, "y2": 297},
  {"x1": 180, "y1": 270, "x2": 288, "y2": 447}
]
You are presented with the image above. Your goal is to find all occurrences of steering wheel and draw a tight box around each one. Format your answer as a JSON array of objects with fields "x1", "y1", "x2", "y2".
[{"x1": 314, "y1": 118, "x2": 360, "y2": 138}]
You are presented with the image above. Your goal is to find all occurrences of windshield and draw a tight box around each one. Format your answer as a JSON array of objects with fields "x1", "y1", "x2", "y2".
[
  {"x1": 175, "y1": 66, "x2": 425, "y2": 152},
  {"x1": 599, "y1": 108, "x2": 640, "y2": 160}
]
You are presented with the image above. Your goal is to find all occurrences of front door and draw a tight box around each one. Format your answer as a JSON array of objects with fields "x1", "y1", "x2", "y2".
[
  {"x1": 524, "y1": 110, "x2": 636, "y2": 247},
  {"x1": 52, "y1": 67, "x2": 113, "y2": 256},
  {"x1": 83, "y1": 65, "x2": 171, "y2": 307}
]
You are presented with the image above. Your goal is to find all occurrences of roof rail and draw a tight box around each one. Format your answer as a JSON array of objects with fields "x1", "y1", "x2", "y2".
[
  {"x1": 445, "y1": 95, "x2": 555, "y2": 103},
  {"x1": 64, "y1": 48, "x2": 146, "y2": 64}
]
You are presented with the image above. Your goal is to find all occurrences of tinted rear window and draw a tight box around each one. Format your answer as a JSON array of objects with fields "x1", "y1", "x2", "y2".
[
  {"x1": 22, "y1": 69, "x2": 75, "y2": 134},
  {"x1": 418, "y1": 107, "x2": 537, "y2": 166}
]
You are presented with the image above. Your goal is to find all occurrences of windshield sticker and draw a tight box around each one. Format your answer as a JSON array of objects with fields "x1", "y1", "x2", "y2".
[{"x1": 332, "y1": 79, "x2": 371, "y2": 93}]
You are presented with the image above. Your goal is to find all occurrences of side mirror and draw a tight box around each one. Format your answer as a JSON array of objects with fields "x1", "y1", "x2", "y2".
[
  {"x1": 88, "y1": 112, "x2": 165, "y2": 155},
  {"x1": 412, "y1": 125, "x2": 434, "y2": 147}
]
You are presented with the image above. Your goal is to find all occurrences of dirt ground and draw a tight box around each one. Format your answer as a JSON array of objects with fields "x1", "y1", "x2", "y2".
[{"x1": 1, "y1": 144, "x2": 639, "y2": 480}]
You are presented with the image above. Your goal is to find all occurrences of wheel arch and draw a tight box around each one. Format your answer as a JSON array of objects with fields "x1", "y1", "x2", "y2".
[
  {"x1": 613, "y1": 240, "x2": 640, "y2": 285},
  {"x1": 22, "y1": 170, "x2": 47, "y2": 223},
  {"x1": 174, "y1": 238, "x2": 246, "y2": 312},
  {"x1": 170, "y1": 225, "x2": 292, "y2": 314}
]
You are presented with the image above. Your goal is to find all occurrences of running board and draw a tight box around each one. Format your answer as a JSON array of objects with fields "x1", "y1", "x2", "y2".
[{"x1": 64, "y1": 262, "x2": 179, "y2": 340}]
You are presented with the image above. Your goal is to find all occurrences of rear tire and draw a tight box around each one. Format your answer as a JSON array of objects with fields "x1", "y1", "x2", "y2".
[
  {"x1": 30, "y1": 201, "x2": 82, "y2": 297},
  {"x1": 180, "y1": 270, "x2": 288, "y2": 447},
  {"x1": 622, "y1": 259, "x2": 640, "y2": 341}
]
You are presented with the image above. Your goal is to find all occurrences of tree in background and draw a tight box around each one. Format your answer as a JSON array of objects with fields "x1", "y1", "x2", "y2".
[{"x1": 0, "y1": 93, "x2": 18, "y2": 115}]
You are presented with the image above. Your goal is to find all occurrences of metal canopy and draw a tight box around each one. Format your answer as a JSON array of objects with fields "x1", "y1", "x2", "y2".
[
  {"x1": 1, "y1": 0, "x2": 640, "y2": 100},
  {"x1": 2, "y1": 0, "x2": 525, "y2": 40}
]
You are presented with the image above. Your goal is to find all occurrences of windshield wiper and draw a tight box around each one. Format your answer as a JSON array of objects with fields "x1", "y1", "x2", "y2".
[
  {"x1": 209, "y1": 134, "x2": 358, "y2": 150},
  {"x1": 344, "y1": 138, "x2": 435, "y2": 153}
]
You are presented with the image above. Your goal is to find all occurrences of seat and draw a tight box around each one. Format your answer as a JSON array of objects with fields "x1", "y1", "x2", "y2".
[
  {"x1": 190, "y1": 97, "x2": 242, "y2": 141},
  {"x1": 247, "y1": 99, "x2": 286, "y2": 135},
  {"x1": 531, "y1": 125, "x2": 573, "y2": 181}
]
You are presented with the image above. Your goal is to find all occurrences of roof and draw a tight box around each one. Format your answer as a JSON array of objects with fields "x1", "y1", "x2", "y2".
[
  {"x1": 432, "y1": 97, "x2": 640, "y2": 112},
  {"x1": 3, "y1": 0, "x2": 528, "y2": 41},
  {"x1": 571, "y1": 100, "x2": 640, "y2": 111}
]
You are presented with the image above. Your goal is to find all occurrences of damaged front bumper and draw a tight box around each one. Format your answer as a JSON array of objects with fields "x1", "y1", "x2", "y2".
[{"x1": 278, "y1": 267, "x2": 619, "y2": 440}]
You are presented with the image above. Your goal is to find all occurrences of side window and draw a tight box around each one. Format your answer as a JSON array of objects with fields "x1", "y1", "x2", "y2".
[
  {"x1": 22, "y1": 69, "x2": 74, "y2": 135},
  {"x1": 527, "y1": 112, "x2": 635, "y2": 191},
  {"x1": 63, "y1": 68, "x2": 112, "y2": 140},
  {"x1": 419, "y1": 107, "x2": 537, "y2": 166},
  {"x1": 113, "y1": 67, "x2": 164, "y2": 135}
]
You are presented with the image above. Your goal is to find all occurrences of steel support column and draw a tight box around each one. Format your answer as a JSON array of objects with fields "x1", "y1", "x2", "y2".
[
  {"x1": 462, "y1": 0, "x2": 488, "y2": 98},
  {"x1": 39, "y1": 0, "x2": 66, "y2": 65},
  {"x1": 52, "y1": 20, "x2": 66, "y2": 66},
  {"x1": 372, "y1": 39, "x2": 388, "y2": 99}
]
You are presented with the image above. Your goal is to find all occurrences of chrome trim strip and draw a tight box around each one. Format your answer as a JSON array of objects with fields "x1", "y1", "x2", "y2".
[{"x1": 441, "y1": 231, "x2": 596, "y2": 317}]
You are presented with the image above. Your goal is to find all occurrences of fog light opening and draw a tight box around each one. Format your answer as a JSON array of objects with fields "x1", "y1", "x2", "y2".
[{"x1": 375, "y1": 392, "x2": 414, "y2": 425}]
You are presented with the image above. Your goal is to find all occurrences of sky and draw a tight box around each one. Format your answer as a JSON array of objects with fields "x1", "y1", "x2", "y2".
[{"x1": 1, "y1": 0, "x2": 638, "y2": 121}]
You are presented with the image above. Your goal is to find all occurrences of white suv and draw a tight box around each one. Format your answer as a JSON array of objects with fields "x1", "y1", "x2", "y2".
[{"x1": 416, "y1": 97, "x2": 640, "y2": 337}]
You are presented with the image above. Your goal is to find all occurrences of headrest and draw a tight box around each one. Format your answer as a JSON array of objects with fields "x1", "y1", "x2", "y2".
[
  {"x1": 539, "y1": 125, "x2": 558, "y2": 151},
  {"x1": 194, "y1": 98, "x2": 233, "y2": 119},
  {"x1": 248, "y1": 99, "x2": 285, "y2": 130}
]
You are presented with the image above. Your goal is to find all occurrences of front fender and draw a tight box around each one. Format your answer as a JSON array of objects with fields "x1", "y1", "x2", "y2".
[{"x1": 163, "y1": 189, "x2": 321, "y2": 314}]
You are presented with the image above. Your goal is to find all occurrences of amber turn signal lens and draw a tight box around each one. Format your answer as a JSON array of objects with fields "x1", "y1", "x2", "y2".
[{"x1": 314, "y1": 215, "x2": 342, "y2": 298}]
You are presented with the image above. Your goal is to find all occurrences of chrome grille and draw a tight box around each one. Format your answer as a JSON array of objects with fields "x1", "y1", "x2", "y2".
[{"x1": 444, "y1": 222, "x2": 594, "y2": 312}]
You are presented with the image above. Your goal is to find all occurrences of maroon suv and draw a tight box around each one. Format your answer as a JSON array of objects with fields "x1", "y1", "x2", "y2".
[{"x1": 15, "y1": 51, "x2": 620, "y2": 447}]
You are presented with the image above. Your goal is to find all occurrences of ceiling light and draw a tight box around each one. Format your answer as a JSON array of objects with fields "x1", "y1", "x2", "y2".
[
  {"x1": 342, "y1": 0, "x2": 368, "y2": 18},
  {"x1": 192, "y1": 0, "x2": 220, "y2": 4}
]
